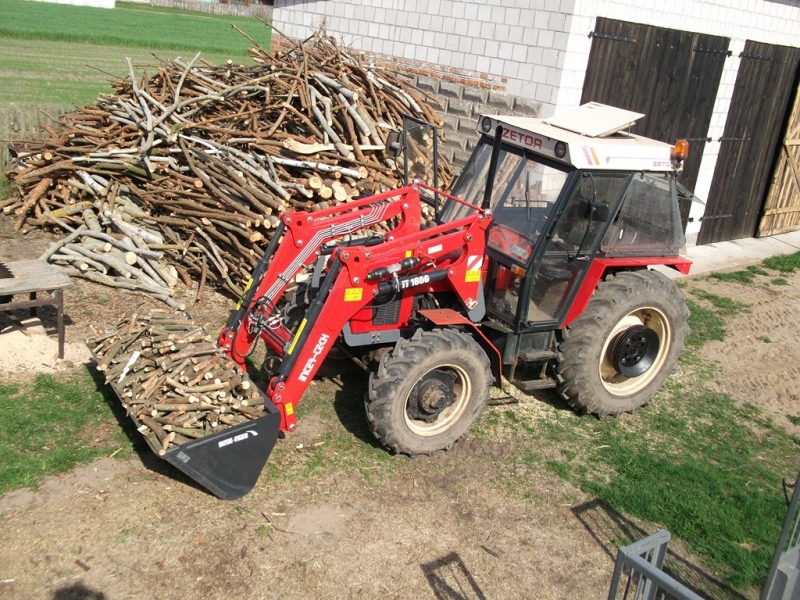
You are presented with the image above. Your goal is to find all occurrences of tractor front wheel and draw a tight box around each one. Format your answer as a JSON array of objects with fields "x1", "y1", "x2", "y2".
[
  {"x1": 556, "y1": 270, "x2": 689, "y2": 417},
  {"x1": 366, "y1": 329, "x2": 491, "y2": 456}
]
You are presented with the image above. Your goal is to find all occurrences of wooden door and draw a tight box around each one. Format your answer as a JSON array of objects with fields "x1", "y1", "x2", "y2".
[
  {"x1": 582, "y1": 18, "x2": 729, "y2": 228},
  {"x1": 758, "y1": 78, "x2": 800, "y2": 237},
  {"x1": 698, "y1": 41, "x2": 800, "y2": 244}
]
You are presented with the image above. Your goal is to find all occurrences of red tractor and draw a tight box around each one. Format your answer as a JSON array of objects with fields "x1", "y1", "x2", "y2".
[{"x1": 114, "y1": 103, "x2": 693, "y2": 498}]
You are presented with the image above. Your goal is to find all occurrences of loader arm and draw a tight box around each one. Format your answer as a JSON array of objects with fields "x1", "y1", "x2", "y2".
[{"x1": 219, "y1": 182, "x2": 492, "y2": 433}]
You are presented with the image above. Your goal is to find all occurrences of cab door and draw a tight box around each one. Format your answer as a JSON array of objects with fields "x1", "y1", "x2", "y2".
[{"x1": 521, "y1": 173, "x2": 629, "y2": 329}]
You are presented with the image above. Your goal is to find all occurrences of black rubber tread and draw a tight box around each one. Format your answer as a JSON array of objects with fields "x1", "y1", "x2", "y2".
[
  {"x1": 365, "y1": 328, "x2": 492, "y2": 456},
  {"x1": 555, "y1": 270, "x2": 689, "y2": 418}
]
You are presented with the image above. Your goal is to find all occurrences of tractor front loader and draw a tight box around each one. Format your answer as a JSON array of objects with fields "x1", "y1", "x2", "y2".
[{"x1": 98, "y1": 103, "x2": 694, "y2": 498}]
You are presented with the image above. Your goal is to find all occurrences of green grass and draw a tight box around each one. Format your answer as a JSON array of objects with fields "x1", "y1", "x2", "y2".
[
  {"x1": 0, "y1": 0, "x2": 269, "y2": 55},
  {"x1": 763, "y1": 251, "x2": 800, "y2": 274},
  {"x1": 473, "y1": 280, "x2": 797, "y2": 593},
  {"x1": 0, "y1": 1, "x2": 266, "y2": 108},
  {"x1": 0, "y1": 371, "x2": 131, "y2": 493}
]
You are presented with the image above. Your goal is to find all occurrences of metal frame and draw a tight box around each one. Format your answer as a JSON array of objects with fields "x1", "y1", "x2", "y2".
[
  {"x1": 761, "y1": 473, "x2": 800, "y2": 600},
  {"x1": 0, "y1": 290, "x2": 67, "y2": 359},
  {"x1": 608, "y1": 530, "x2": 704, "y2": 600}
]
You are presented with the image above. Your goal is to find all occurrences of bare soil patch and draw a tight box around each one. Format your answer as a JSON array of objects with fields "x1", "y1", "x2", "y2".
[
  {"x1": 685, "y1": 271, "x2": 800, "y2": 437},
  {"x1": 0, "y1": 219, "x2": 790, "y2": 599}
]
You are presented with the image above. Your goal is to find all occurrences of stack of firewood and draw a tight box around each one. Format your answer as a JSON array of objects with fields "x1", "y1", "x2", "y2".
[
  {"x1": 1, "y1": 28, "x2": 451, "y2": 301},
  {"x1": 90, "y1": 310, "x2": 265, "y2": 454}
]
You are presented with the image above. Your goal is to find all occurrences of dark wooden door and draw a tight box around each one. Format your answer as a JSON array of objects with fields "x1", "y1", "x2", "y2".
[
  {"x1": 698, "y1": 41, "x2": 800, "y2": 244},
  {"x1": 582, "y1": 18, "x2": 729, "y2": 228}
]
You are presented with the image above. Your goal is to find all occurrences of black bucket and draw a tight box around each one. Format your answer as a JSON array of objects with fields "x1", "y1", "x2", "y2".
[{"x1": 120, "y1": 386, "x2": 281, "y2": 500}]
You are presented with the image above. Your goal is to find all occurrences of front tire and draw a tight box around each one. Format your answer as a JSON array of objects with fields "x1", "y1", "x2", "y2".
[
  {"x1": 556, "y1": 270, "x2": 689, "y2": 417},
  {"x1": 366, "y1": 329, "x2": 492, "y2": 456}
]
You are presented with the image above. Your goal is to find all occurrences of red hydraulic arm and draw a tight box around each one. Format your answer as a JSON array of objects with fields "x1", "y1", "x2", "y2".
[{"x1": 218, "y1": 182, "x2": 492, "y2": 433}]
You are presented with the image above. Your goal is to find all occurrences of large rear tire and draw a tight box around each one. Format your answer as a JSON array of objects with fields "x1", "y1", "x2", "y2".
[
  {"x1": 556, "y1": 270, "x2": 689, "y2": 417},
  {"x1": 366, "y1": 329, "x2": 491, "y2": 456}
]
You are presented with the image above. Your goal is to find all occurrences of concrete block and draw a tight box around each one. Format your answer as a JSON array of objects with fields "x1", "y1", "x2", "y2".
[
  {"x1": 437, "y1": 112, "x2": 460, "y2": 132},
  {"x1": 491, "y1": 5, "x2": 506, "y2": 22},
  {"x1": 417, "y1": 75, "x2": 441, "y2": 96},
  {"x1": 489, "y1": 57, "x2": 505, "y2": 74},
  {"x1": 439, "y1": 145, "x2": 456, "y2": 164},
  {"x1": 463, "y1": 3, "x2": 478, "y2": 19},
  {"x1": 499, "y1": 42, "x2": 514, "y2": 59},
  {"x1": 496, "y1": 23, "x2": 510, "y2": 41},
  {"x1": 467, "y1": 20, "x2": 481, "y2": 36},
  {"x1": 458, "y1": 36, "x2": 472, "y2": 53},
  {"x1": 444, "y1": 130, "x2": 469, "y2": 150},
  {"x1": 512, "y1": 43, "x2": 527, "y2": 62},
  {"x1": 452, "y1": 148, "x2": 473, "y2": 168},
  {"x1": 542, "y1": 49, "x2": 559, "y2": 68},
  {"x1": 549, "y1": 12, "x2": 567, "y2": 31},
  {"x1": 513, "y1": 96, "x2": 541, "y2": 116},
  {"x1": 533, "y1": 11, "x2": 549, "y2": 28},
  {"x1": 458, "y1": 116, "x2": 479, "y2": 134},
  {"x1": 455, "y1": 19, "x2": 468, "y2": 36},
  {"x1": 443, "y1": 16, "x2": 457, "y2": 34},
  {"x1": 472, "y1": 38, "x2": 486, "y2": 56},
  {"x1": 447, "y1": 98, "x2": 473, "y2": 118},
  {"x1": 488, "y1": 91, "x2": 515, "y2": 110},
  {"x1": 462, "y1": 85, "x2": 489, "y2": 105},
  {"x1": 503, "y1": 61, "x2": 519, "y2": 78},
  {"x1": 463, "y1": 54, "x2": 478, "y2": 70},
  {"x1": 519, "y1": 9, "x2": 535, "y2": 27},
  {"x1": 527, "y1": 45, "x2": 543, "y2": 64},
  {"x1": 539, "y1": 30, "x2": 555, "y2": 48},
  {"x1": 508, "y1": 25, "x2": 524, "y2": 44},
  {"x1": 476, "y1": 55, "x2": 491, "y2": 73},
  {"x1": 485, "y1": 40, "x2": 499, "y2": 58},
  {"x1": 477, "y1": 4, "x2": 491, "y2": 21},
  {"x1": 439, "y1": 80, "x2": 464, "y2": 100}
]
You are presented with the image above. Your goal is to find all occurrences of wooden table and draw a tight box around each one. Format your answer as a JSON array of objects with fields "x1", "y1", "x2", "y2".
[{"x1": 0, "y1": 260, "x2": 73, "y2": 359}]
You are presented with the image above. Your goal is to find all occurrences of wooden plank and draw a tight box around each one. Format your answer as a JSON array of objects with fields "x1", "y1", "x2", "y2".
[{"x1": 0, "y1": 259, "x2": 73, "y2": 295}]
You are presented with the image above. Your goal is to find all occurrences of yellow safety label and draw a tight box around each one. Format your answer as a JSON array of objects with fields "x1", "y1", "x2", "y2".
[
  {"x1": 465, "y1": 270, "x2": 481, "y2": 282},
  {"x1": 345, "y1": 288, "x2": 363, "y2": 302},
  {"x1": 287, "y1": 319, "x2": 306, "y2": 355},
  {"x1": 405, "y1": 250, "x2": 413, "y2": 258},
  {"x1": 285, "y1": 403, "x2": 294, "y2": 416},
  {"x1": 235, "y1": 278, "x2": 254, "y2": 309}
]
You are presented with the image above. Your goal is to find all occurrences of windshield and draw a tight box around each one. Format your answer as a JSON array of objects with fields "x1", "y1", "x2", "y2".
[{"x1": 444, "y1": 137, "x2": 570, "y2": 257}]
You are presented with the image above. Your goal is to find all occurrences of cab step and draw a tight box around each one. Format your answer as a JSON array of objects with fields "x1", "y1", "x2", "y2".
[
  {"x1": 512, "y1": 377, "x2": 558, "y2": 393},
  {"x1": 518, "y1": 350, "x2": 559, "y2": 362}
]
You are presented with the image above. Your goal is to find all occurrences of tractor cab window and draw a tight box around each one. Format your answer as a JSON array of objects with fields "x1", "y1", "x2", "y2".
[
  {"x1": 600, "y1": 173, "x2": 685, "y2": 257},
  {"x1": 445, "y1": 137, "x2": 569, "y2": 261}
]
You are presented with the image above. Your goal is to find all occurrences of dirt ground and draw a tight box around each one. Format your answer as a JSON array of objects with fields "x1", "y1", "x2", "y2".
[{"x1": 1, "y1": 219, "x2": 799, "y2": 600}]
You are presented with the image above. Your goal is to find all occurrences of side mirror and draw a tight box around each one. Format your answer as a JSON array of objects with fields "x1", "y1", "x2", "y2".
[{"x1": 385, "y1": 130, "x2": 402, "y2": 157}]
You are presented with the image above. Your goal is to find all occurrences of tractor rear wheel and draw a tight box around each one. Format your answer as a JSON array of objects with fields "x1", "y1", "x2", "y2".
[
  {"x1": 556, "y1": 270, "x2": 689, "y2": 417},
  {"x1": 366, "y1": 329, "x2": 491, "y2": 456}
]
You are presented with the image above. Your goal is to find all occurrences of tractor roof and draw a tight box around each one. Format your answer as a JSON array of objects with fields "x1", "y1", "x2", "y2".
[{"x1": 477, "y1": 103, "x2": 681, "y2": 172}]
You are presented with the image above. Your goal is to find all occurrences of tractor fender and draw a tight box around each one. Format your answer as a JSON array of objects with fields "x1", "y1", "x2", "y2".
[
  {"x1": 562, "y1": 257, "x2": 691, "y2": 328},
  {"x1": 417, "y1": 309, "x2": 503, "y2": 388}
]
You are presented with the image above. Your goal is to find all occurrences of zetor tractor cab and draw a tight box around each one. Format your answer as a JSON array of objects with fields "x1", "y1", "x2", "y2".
[
  {"x1": 441, "y1": 102, "x2": 691, "y2": 417},
  {"x1": 207, "y1": 102, "x2": 691, "y2": 495}
]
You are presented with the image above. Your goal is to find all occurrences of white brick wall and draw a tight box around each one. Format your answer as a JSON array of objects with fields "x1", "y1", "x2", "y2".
[{"x1": 273, "y1": 0, "x2": 800, "y2": 238}]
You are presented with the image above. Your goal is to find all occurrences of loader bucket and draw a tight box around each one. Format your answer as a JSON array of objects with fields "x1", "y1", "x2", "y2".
[
  {"x1": 159, "y1": 395, "x2": 281, "y2": 500},
  {"x1": 119, "y1": 386, "x2": 281, "y2": 500},
  {"x1": 110, "y1": 382, "x2": 281, "y2": 500}
]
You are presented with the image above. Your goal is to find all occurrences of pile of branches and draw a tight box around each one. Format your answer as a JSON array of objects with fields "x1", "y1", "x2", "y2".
[
  {"x1": 1, "y1": 28, "x2": 450, "y2": 302},
  {"x1": 90, "y1": 310, "x2": 265, "y2": 455}
]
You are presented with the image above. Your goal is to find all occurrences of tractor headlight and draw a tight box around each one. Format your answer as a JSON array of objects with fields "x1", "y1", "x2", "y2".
[
  {"x1": 555, "y1": 142, "x2": 567, "y2": 158},
  {"x1": 481, "y1": 117, "x2": 493, "y2": 133}
]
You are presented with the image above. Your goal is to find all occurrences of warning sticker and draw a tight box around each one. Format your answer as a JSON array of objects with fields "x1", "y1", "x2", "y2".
[
  {"x1": 285, "y1": 403, "x2": 294, "y2": 416},
  {"x1": 345, "y1": 288, "x2": 363, "y2": 302},
  {"x1": 465, "y1": 270, "x2": 481, "y2": 283}
]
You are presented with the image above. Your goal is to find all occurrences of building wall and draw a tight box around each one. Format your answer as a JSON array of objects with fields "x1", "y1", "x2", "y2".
[
  {"x1": 560, "y1": 0, "x2": 800, "y2": 238},
  {"x1": 273, "y1": 0, "x2": 800, "y2": 239}
]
